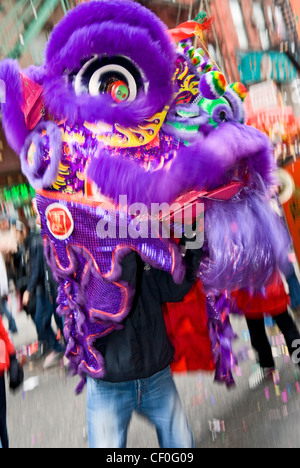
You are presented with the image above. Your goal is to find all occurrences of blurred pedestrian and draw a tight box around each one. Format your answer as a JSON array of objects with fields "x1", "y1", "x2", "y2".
[
  {"x1": 21, "y1": 223, "x2": 64, "y2": 367},
  {"x1": 13, "y1": 220, "x2": 37, "y2": 322},
  {"x1": 0, "y1": 314, "x2": 23, "y2": 448},
  {"x1": 0, "y1": 217, "x2": 18, "y2": 334},
  {"x1": 232, "y1": 270, "x2": 300, "y2": 388}
]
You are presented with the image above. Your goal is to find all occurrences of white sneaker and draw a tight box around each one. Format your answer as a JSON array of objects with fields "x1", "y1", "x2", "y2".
[
  {"x1": 43, "y1": 351, "x2": 62, "y2": 370},
  {"x1": 249, "y1": 366, "x2": 275, "y2": 390}
]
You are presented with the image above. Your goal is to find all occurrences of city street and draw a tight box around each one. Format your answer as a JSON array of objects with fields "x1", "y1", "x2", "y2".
[{"x1": 4, "y1": 311, "x2": 300, "y2": 448}]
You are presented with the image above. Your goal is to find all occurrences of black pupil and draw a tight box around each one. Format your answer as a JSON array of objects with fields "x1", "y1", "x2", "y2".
[{"x1": 71, "y1": 55, "x2": 143, "y2": 95}]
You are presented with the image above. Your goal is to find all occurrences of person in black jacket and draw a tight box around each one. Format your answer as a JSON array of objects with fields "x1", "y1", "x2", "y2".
[
  {"x1": 21, "y1": 225, "x2": 64, "y2": 367},
  {"x1": 87, "y1": 241, "x2": 202, "y2": 448}
]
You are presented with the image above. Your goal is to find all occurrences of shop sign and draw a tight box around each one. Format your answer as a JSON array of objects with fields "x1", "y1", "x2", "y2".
[
  {"x1": 281, "y1": 161, "x2": 300, "y2": 265},
  {"x1": 237, "y1": 51, "x2": 298, "y2": 85},
  {"x1": 248, "y1": 80, "x2": 278, "y2": 112}
]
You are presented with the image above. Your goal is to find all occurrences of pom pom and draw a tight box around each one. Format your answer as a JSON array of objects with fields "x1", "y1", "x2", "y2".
[
  {"x1": 199, "y1": 71, "x2": 227, "y2": 100},
  {"x1": 191, "y1": 52, "x2": 201, "y2": 66},
  {"x1": 185, "y1": 45, "x2": 195, "y2": 58},
  {"x1": 229, "y1": 82, "x2": 248, "y2": 101},
  {"x1": 196, "y1": 48, "x2": 206, "y2": 57},
  {"x1": 198, "y1": 59, "x2": 213, "y2": 74}
]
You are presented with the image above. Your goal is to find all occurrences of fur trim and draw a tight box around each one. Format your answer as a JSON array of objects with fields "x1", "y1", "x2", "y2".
[
  {"x1": 46, "y1": 0, "x2": 173, "y2": 63},
  {"x1": 20, "y1": 121, "x2": 62, "y2": 189},
  {"x1": 0, "y1": 59, "x2": 29, "y2": 154},
  {"x1": 88, "y1": 122, "x2": 276, "y2": 207},
  {"x1": 201, "y1": 181, "x2": 291, "y2": 292},
  {"x1": 41, "y1": 0, "x2": 176, "y2": 126}
]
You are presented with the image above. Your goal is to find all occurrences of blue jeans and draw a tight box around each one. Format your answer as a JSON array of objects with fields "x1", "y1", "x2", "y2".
[
  {"x1": 0, "y1": 375, "x2": 8, "y2": 448},
  {"x1": 34, "y1": 294, "x2": 63, "y2": 353},
  {"x1": 87, "y1": 366, "x2": 194, "y2": 448},
  {"x1": 0, "y1": 298, "x2": 17, "y2": 334}
]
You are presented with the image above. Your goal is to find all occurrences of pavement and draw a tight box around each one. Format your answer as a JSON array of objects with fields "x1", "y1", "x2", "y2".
[{"x1": 3, "y1": 309, "x2": 300, "y2": 448}]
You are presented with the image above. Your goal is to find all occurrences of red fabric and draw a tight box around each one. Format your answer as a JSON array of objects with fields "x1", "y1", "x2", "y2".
[
  {"x1": 168, "y1": 18, "x2": 214, "y2": 42},
  {"x1": 163, "y1": 280, "x2": 215, "y2": 373},
  {"x1": 20, "y1": 74, "x2": 44, "y2": 130},
  {"x1": 232, "y1": 271, "x2": 290, "y2": 320},
  {"x1": 0, "y1": 315, "x2": 15, "y2": 375}
]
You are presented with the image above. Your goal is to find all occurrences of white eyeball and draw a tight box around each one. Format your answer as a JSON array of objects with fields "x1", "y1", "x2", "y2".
[{"x1": 72, "y1": 55, "x2": 145, "y2": 103}]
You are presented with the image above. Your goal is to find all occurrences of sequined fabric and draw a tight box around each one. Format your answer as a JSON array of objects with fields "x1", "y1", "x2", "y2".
[{"x1": 37, "y1": 191, "x2": 184, "y2": 392}]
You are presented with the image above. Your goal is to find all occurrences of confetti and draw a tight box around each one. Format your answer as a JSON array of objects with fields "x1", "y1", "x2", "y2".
[
  {"x1": 209, "y1": 419, "x2": 225, "y2": 441},
  {"x1": 281, "y1": 390, "x2": 288, "y2": 404},
  {"x1": 282, "y1": 405, "x2": 288, "y2": 418},
  {"x1": 273, "y1": 370, "x2": 280, "y2": 385},
  {"x1": 265, "y1": 387, "x2": 270, "y2": 400},
  {"x1": 242, "y1": 420, "x2": 247, "y2": 433}
]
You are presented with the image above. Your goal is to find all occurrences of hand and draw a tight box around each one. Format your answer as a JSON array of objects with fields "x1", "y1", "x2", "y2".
[{"x1": 22, "y1": 290, "x2": 30, "y2": 307}]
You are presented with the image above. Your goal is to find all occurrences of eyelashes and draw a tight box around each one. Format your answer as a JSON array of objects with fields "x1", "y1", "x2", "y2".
[{"x1": 70, "y1": 55, "x2": 146, "y2": 103}]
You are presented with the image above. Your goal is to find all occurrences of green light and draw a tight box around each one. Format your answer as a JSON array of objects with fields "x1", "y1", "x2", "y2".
[{"x1": 2, "y1": 183, "x2": 34, "y2": 205}]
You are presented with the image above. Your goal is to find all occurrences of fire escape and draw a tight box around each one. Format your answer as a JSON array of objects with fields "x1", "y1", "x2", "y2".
[{"x1": 275, "y1": 0, "x2": 300, "y2": 72}]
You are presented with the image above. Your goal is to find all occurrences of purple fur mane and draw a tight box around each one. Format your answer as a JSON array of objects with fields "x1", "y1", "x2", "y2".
[
  {"x1": 200, "y1": 178, "x2": 291, "y2": 292},
  {"x1": 34, "y1": 0, "x2": 176, "y2": 127},
  {"x1": 0, "y1": 59, "x2": 29, "y2": 154},
  {"x1": 88, "y1": 122, "x2": 277, "y2": 207}
]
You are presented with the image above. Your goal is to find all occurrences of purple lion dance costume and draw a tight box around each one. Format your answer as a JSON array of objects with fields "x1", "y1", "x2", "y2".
[{"x1": 0, "y1": 0, "x2": 290, "y2": 392}]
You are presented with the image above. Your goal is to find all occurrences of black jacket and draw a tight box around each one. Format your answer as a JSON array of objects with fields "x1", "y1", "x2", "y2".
[
  {"x1": 14, "y1": 233, "x2": 58, "y2": 314},
  {"x1": 95, "y1": 247, "x2": 202, "y2": 382}
]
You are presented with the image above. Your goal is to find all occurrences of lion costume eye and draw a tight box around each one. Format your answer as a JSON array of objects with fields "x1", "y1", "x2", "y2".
[{"x1": 73, "y1": 55, "x2": 144, "y2": 103}]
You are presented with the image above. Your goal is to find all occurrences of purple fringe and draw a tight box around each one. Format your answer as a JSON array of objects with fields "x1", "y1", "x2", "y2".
[
  {"x1": 206, "y1": 293, "x2": 238, "y2": 387},
  {"x1": 200, "y1": 176, "x2": 291, "y2": 293}
]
